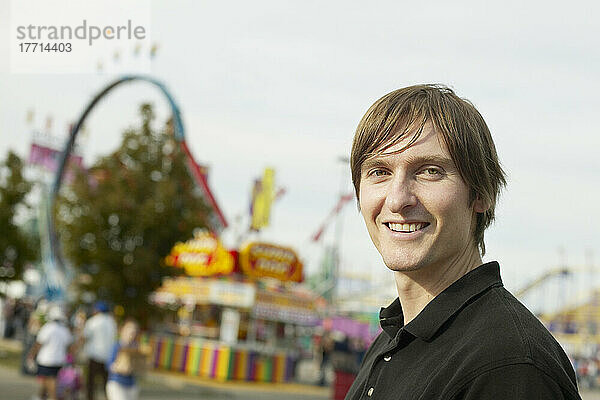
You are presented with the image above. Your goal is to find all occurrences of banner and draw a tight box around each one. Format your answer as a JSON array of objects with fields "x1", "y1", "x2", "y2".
[
  {"x1": 29, "y1": 142, "x2": 83, "y2": 176},
  {"x1": 250, "y1": 168, "x2": 275, "y2": 231}
]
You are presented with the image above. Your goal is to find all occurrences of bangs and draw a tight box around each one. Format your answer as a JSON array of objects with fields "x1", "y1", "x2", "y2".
[
  {"x1": 355, "y1": 95, "x2": 430, "y2": 167},
  {"x1": 368, "y1": 117, "x2": 428, "y2": 160}
]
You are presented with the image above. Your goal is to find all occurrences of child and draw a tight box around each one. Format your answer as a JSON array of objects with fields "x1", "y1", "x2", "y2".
[{"x1": 106, "y1": 319, "x2": 147, "y2": 400}]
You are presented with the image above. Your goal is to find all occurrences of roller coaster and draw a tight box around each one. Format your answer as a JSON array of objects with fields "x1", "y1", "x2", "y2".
[{"x1": 39, "y1": 75, "x2": 227, "y2": 299}]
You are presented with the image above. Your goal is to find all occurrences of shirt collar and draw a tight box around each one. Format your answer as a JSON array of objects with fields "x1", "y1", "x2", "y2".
[{"x1": 379, "y1": 261, "x2": 503, "y2": 341}]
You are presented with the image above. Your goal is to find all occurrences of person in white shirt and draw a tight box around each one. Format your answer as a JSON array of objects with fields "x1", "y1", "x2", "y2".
[
  {"x1": 83, "y1": 301, "x2": 117, "y2": 400},
  {"x1": 27, "y1": 305, "x2": 74, "y2": 400}
]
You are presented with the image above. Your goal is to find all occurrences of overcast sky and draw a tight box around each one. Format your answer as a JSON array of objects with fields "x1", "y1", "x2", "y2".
[{"x1": 1, "y1": 0, "x2": 599, "y2": 309}]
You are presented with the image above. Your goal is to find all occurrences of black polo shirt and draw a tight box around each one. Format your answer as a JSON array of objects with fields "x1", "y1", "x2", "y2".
[{"x1": 345, "y1": 261, "x2": 581, "y2": 400}]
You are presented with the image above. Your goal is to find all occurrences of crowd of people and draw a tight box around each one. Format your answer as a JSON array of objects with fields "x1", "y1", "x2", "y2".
[{"x1": 3, "y1": 298, "x2": 148, "y2": 400}]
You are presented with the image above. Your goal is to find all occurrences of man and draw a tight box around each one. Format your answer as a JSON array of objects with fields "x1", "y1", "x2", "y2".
[
  {"x1": 345, "y1": 84, "x2": 581, "y2": 399},
  {"x1": 27, "y1": 305, "x2": 73, "y2": 400},
  {"x1": 83, "y1": 301, "x2": 117, "y2": 400}
]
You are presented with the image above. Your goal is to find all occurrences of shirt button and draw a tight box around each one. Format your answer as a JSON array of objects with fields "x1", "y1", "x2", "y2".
[
  {"x1": 367, "y1": 387, "x2": 374, "y2": 397},
  {"x1": 384, "y1": 355, "x2": 391, "y2": 361}
]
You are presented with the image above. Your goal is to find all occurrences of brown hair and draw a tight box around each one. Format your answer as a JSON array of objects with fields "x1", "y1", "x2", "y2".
[{"x1": 350, "y1": 84, "x2": 506, "y2": 255}]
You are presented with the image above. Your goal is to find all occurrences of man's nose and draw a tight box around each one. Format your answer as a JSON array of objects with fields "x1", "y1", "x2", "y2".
[{"x1": 384, "y1": 174, "x2": 417, "y2": 212}]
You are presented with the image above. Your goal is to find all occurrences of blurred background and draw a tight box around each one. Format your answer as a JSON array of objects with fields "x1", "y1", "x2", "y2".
[{"x1": 0, "y1": 1, "x2": 599, "y2": 399}]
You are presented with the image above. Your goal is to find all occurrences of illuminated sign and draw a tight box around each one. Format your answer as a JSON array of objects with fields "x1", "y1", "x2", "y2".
[
  {"x1": 239, "y1": 242, "x2": 303, "y2": 282},
  {"x1": 155, "y1": 277, "x2": 255, "y2": 308},
  {"x1": 165, "y1": 230, "x2": 234, "y2": 277},
  {"x1": 253, "y1": 289, "x2": 317, "y2": 325}
]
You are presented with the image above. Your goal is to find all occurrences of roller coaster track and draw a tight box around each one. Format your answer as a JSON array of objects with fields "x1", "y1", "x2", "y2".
[
  {"x1": 42, "y1": 75, "x2": 227, "y2": 299},
  {"x1": 513, "y1": 267, "x2": 572, "y2": 299}
]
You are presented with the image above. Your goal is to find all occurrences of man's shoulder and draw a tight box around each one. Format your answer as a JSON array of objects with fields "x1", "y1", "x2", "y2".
[
  {"x1": 460, "y1": 286, "x2": 555, "y2": 344},
  {"x1": 433, "y1": 285, "x2": 579, "y2": 397},
  {"x1": 86, "y1": 313, "x2": 115, "y2": 328},
  {"x1": 452, "y1": 285, "x2": 573, "y2": 374},
  {"x1": 39, "y1": 322, "x2": 69, "y2": 339},
  {"x1": 37, "y1": 321, "x2": 53, "y2": 338}
]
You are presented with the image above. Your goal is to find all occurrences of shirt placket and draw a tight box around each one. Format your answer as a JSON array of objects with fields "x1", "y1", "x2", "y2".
[{"x1": 361, "y1": 328, "x2": 409, "y2": 399}]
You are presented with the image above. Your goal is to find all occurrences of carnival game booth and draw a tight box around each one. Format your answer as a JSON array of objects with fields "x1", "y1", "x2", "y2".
[{"x1": 148, "y1": 231, "x2": 319, "y2": 383}]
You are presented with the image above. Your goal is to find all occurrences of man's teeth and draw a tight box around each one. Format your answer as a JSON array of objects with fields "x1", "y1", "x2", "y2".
[{"x1": 388, "y1": 222, "x2": 426, "y2": 232}]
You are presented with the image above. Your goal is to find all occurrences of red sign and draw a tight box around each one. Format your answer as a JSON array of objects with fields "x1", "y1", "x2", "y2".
[{"x1": 165, "y1": 230, "x2": 234, "y2": 277}]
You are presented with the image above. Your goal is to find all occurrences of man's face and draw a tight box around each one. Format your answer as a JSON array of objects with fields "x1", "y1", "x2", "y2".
[{"x1": 358, "y1": 123, "x2": 485, "y2": 273}]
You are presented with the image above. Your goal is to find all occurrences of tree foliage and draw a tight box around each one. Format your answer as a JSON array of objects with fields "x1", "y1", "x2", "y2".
[
  {"x1": 56, "y1": 104, "x2": 213, "y2": 324},
  {"x1": 0, "y1": 151, "x2": 38, "y2": 282}
]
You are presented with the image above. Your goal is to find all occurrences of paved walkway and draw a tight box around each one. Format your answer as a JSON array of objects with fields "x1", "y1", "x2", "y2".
[
  {"x1": 3, "y1": 338, "x2": 600, "y2": 399},
  {"x1": 0, "y1": 337, "x2": 329, "y2": 399},
  {"x1": 0, "y1": 363, "x2": 330, "y2": 400}
]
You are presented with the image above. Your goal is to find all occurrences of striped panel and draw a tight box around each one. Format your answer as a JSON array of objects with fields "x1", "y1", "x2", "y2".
[
  {"x1": 248, "y1": 351, "x2": 257, "y2": 381},
  {"x1": 200, "y1": 342, "x2": 215, "y2": 377},
  {"x1": 273, "y1": 353, "x2": 285, "y2": 383},
  {"x1": 215, "y1": 346, "x2": 230, "y2": 381},
  {"x1": 263, "y1": 357, "x2": 273, "y2": 382},
  {"x1": 235, "y1": 349, "x2": 248, "y2": 380},
  {"x1": 255, "y1": 357, "x2": 263, "y2": 381},
  {"x1": 153, "y1": 337, "x2": 162, "y2": 368},
  {"x1": 171, "y1": 339, "x2": 183, "y2": 371},
  {"x1": 180, "y1": 342, "x2": 189, "y2": 372},
  {"x1": 146, "y1": 335, "x2": 300, "y2": 383},
  {"x1": 226, "y1": 347, "x2": 235, "y2": 380},
  {"x1": 185, "y1": 340, "x2": 201, "y2": 375},
  {"x1": 209, "y1": 346, "x2": 219, "y2": 378},
  {"x1": 161, "y1": 337, "x2": 174, "y2": 369}
]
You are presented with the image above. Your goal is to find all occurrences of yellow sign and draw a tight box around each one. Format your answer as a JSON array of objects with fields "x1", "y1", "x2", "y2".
[
  {"x1": 164, "y1": 230, "x2": 234, "y2": 277},
  {"x1": 239, "y1": 242, "x2": 303, "y2": 282},
  {"x1": 250, "y1": 168, "x2": 275, "y2": 230},
  {"x1": 253, "y1": 289, "x2": 318, "y2": 325},
  {"x1": 158, "y1": 277, "x2": 211, "y2": 303},
  {"x1": 156, "y1": 277, "x2": 256, "y2": 308}
]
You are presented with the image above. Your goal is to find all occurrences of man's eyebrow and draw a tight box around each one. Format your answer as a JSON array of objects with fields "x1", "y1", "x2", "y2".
[
  {"x1": 361, "y1": 158, "x2": 393, "y2": 172},
  {"x1": 402, "y1": 155, "x2": 454, "y2": 167},
  {"x1": 361, "y1": 154, "x2": 454, "y2": 172}
]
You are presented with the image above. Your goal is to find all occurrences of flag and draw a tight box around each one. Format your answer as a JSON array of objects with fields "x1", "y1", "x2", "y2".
[{"x1": 250, "y1": 168, "x2": 275, "y2": 231}]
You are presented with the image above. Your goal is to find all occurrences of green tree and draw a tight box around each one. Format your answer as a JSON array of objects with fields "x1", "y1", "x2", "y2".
[
  {"x1": 0, "y1": 151, "x2": 38, "y2": 282},
  {"x1": 56, "y1": 104, "x2": 213, "y2": 324}
]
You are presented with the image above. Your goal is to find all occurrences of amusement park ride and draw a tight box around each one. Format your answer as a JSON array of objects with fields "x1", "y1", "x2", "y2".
[
  {"x1": 515, "y1": 264, "x2": 600, "y2": 343},
  {"x1": 37, "y1": 75, "x2": 227, "y2": 300}
]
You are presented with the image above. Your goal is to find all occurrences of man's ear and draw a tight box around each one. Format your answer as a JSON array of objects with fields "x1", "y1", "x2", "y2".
[{"x1": 473, "y1": 194, "x2": 490, "y2": 214}]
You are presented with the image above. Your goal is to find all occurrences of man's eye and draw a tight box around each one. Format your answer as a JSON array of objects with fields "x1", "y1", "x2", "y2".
[
  {"x1": 371, "y1": 169, "x2": 388, "y2": 177},
  {"x1": 419, "y1": 167, "x2": 445, "y2": 178}
]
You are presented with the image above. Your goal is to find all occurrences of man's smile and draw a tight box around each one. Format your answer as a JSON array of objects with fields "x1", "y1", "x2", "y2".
[{"x1": 384, "y1": 222, "x2": 430, "y2": 233}]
